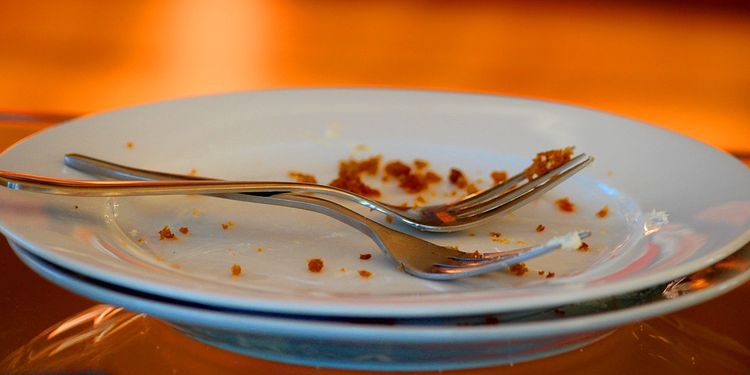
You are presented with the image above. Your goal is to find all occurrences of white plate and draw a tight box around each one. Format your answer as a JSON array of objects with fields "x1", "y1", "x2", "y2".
[
  {"x1": 10, "y1": 239, "x2": 750, "y2": 371},
  {"x1": 0, "y1": 89, "x2": 748, "y2": 317}
]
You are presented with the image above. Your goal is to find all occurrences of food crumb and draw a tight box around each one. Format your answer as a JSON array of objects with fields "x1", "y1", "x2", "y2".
[
  {"x1": 179, "y1": 226, "x2": 189, "y2": 235},
  {"x1": 524, "y1": 147, "x2": 574, "y2": 180},
  {"x1": 288, "y1": 171, "x2": 317, "y2": 183},
  {"x1": 189, "y1": 168, "x2": 198, "y2": 176},
  {"x1": 465, "y1": 183, "x2": 479, "y2": 195},
  {"x1": 555, "y1": 197, "x2": 576, "y2": 212},
  {"x1": 329, "y1": 156, "x2": 382, "y2": 197},
  {"x1": 340, "y1": 267, "x2": 347, "y2": 272},
  {"x1": 231, "y1": 263, "x2": 242, "y2": 276},
  {"x1": 489, "y1": 231, "x2": 510, "y2": 244},
  {"x1": 308, "y1": 258, "x2": 324, "y2": 273},
  {"x1": 435, "y1": 211, "x2": 456, "y2": 224},
  {"x1": 137, "y1": 238, "x2": 145, "y2": 244},
  {"x1": 192, "y1": 208, "x2": 201, "y2": 216},
  {"x1": 159, "y1": 225, "x2": 177, "y2": 240},
  {"x1": 509, "y1": 263, "x2": 528, "y2": 276},
  {"x1": 538, "y1": 270, "x2": 545, "y2": 276},
  {"x1": 359, "y1": 253, "x2": 372, "y2": 260},
  {"x1": 256, "y1": 247, "x2": 264, "y2": 253},
  {"x1": 491, "y1": 171, "x2": 508, "y2": 184},
  {"x1": 358, "y1": 269, "x2": 373, "y2": 278},
  {"x1": 546, "y1": 271, "x2": 556, "y2": 278},
  {"x1": 126, "y1": 141, "x2": 134, "y2": 149},
  {"x1": 448, "y1": 168, "x2": 468, "y2": 188},
  {"x1": 74, "y1": 205, "x2": 79, "y2": 210},
  {"x1": 578, "y1": 242, "x2": 590, "y2": 251},
  {"x1": 384, "y1": 160, "x2": 411, "y2": 178},
  {"x1": 221, "y1": 221, "x2": 235, "y2": 230},
  {"x1": 596, "y1": 205, "x2": 609, "y2": 218},
  {"x1": 414, "y1": 159, "x2": 429, "y2": 170},
  {"x1": 536, "y1": 224, "x2": 546, "y2": 232},
  {"x1": 385, "y1": 216, "x2": 394, "y2": 223}
]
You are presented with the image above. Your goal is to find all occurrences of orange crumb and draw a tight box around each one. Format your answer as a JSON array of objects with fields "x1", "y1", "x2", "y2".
[
  {"x1": 414, "y1": 159, "x2": 429, "y2": 170},
  {"x1": 536, "y1": 224, "x2": 546, "y2": 232},
  {"x1": 257, "y1": 247, "x2": 264, "y2": 253},
  {"x1": 126, "y1": 141, "x2": 134, "y2": 149},
  {"x1": 435, "y1": 211, "x2": 456, "y2": 224},
  {"x1": 538, "y1": 270, "x2": 545, "y2": 275},
  {"x1": 489, "y1": 231, "x2": 502, "y2": 239},
  {"x1": 546, "y1": 271, "x2": 556, "y2": 278},
  {"x1": 231, "y1": 263, "x2": 242, "y2": 276},
  {"x1": 555, "y1": 197, "x2": 576, "y2": 212},
  {"x1": 385, "y1": 216, "x2": 394, "y2": 223},
  {"x1": 509, "y1": 263, "x2": 529, "y2": 276},
  {"x1": 329, "y1": 156, "x2": 382, "y2": 197},
  {"x1": 491, "y1": 171, "x2": 508, "y2": 184},
  {"x1": 384, "y1": 160, "x2": 411, "y2": 178},
  {"x1": 221, "y1": 221, "x2": 235, "y2": 230},
  {"x1": 329, "y1": 174, "x2": 380, "y2": 198},
  {"x1": 359, "y1": 253, "x2": 372, "y2": 260},
  {"x1": 340, "y1": 267, "x2": 347, "y2": 272},
  {"x1": 308, "y1": 258, "x2": 324, "y2": 273},
  {"x1": 465, "y1": 183, "x2": 479, "y2": 195},
  {"x1": 159, "y1": 225, "x2": 177, "y2": 240},
  {"x1": 189, "y1": 168, "x2": 198, "y2": 176},
  {"x1": 288, "y1": 171, "x2": 317, "y2": 183},
  {"x1": 74, "y1": 205, "x2": 79, "y2": 209},
  {"x1": 179, "y1": 226, "x2": 189, "y2": 235},
  {"x1": 358, "y1": 269, "x2": 372, "y2": 278},
  {"x1": 578, "y1": 242, "x2": 590, "y2": 251},
  {"x1": 596, "y1": 205, "x2": 610, "y2": 218},
  {"x1": 137, "y1": 238, "x2": 145, "y2": 244},
  {"x1": 384, "y1": 160, "x2": 441, "y2": 194},
  {"x1": 524, "y1": 147, "x2": 574, "y2": 180},
  {"x1": 191, "y1": 209, "x2": 201, "y2": 216},
  {"x1": 448, "y1": 168, "x2": 468, "y2": 188}
]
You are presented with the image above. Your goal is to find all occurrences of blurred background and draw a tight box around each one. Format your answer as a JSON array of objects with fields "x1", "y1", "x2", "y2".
[{"x1": 1, "y1": 0, "x2": 749, "y2": 156}]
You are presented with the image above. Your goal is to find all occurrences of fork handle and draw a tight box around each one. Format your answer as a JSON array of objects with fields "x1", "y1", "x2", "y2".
[{"x1": 62, "y1": 154, "x2": 397, "y2": 251}]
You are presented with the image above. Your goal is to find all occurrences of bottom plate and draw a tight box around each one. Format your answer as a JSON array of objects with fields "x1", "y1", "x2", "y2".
[{"x1": 10, "y1": 240, "x2": 750, "y2": 371}]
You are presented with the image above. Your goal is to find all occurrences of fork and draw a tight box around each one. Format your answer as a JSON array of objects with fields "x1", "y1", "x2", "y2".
[
  {"x1": 0, "y1": 170, "x2": 589, "y2": 280},
  {"x1": 63, "y1": 153, "x2": 594, "y2": 232}
]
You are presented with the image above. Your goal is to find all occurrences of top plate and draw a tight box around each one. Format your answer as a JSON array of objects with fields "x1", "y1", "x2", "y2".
[{"x1": 1, "y1": 89, "x2": 748, "y2": 318}]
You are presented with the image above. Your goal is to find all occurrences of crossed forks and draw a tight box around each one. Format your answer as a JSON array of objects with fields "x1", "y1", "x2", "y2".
[{"x1": 0, "y1": 152, "x2": 593, "y2": 280}]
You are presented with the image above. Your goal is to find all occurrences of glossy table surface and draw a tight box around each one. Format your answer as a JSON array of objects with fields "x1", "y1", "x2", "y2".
[{"x1": 1, "y1": 1, "x2": 749, "y2": 373}]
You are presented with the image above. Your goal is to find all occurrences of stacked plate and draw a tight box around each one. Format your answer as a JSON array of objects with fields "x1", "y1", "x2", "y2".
[{"x1": 1, "y1": 89, "x2": 749, "y2": 371}]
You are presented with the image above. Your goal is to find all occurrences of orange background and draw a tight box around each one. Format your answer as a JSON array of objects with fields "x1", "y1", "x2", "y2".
[{"x1": 1, "y1": 0, "x2": 749, "y2": 155}]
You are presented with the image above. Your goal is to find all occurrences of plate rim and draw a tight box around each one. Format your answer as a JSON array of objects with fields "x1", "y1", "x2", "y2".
[{"x1": 1, "y1": 88, "x2": 749, "y2": 317}]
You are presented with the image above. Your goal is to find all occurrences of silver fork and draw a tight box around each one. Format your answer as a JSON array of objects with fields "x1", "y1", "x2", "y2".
[
  {"x1": 0, "y1": 170, "x2": 590, "y2": 280},
  {"x1": 63, "y1": 153, "x2": 594, "y2": 232}
]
